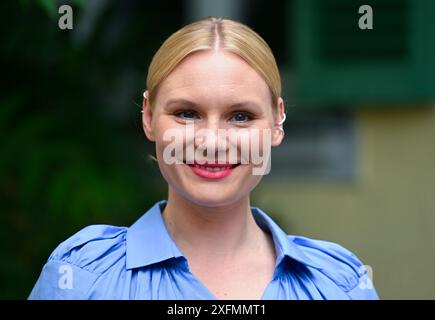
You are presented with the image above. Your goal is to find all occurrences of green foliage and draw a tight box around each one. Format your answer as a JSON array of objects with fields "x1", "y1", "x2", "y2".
[
  {"x1": 36, "y1": 0, "x2": 57, "y2": 19},
  {"x1": 0, "y1": 1, "x2": 175, "y2": 298}
]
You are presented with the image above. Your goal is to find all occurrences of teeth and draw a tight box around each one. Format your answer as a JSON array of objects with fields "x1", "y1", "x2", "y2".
[{"x1": 195, "y1": 165, "x2": 232, "y2": 171}]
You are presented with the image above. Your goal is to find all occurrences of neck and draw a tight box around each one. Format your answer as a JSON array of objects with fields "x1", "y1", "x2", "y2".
[{"x1": 162, "y1": 188, "x2": 264, "y2": 260}]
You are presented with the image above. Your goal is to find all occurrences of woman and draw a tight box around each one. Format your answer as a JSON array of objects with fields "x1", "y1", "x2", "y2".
[{"x1": 29, "y1": 17, "x2": 379, "y2": 300}]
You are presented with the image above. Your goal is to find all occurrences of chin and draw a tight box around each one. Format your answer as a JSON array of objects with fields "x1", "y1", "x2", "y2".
[
  {"x1": 187, "y1": 198, "x2": 240, "y2": 208},
  {"x1": 183, "y1": 186, "x2": 246, "y2": 208},
  {"x1": 167, "y1": 178, "x2": 252, "y2": 207}
]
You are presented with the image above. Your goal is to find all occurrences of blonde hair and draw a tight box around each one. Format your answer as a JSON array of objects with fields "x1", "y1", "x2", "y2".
[{"x1": 146, "y1": 17, "x2": 281, "y2": 112}]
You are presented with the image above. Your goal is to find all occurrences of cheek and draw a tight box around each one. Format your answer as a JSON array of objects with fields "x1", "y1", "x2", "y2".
[
  {"x1": 153, "y1": 118, "x2": 185, "y2": 161},
  {"x1": 237, "y1": 126, "x2": 272, "y2": 164}
]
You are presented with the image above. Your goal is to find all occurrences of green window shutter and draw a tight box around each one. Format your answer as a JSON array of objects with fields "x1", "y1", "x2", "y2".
[{"x1": 293, "y1": 0, "x2": 435, "y2": 105}]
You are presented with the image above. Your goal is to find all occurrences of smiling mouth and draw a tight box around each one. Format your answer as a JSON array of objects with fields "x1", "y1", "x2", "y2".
[{"x1": 182, "y1": 161, "x2": 241, "y2": 171}]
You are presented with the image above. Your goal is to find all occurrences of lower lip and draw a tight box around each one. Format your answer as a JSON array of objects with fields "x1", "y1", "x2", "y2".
[{"x1": 187, "y1": 164, "x2": 239, "y2": 180}]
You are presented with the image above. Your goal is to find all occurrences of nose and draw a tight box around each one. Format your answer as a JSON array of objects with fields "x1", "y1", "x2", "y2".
[{"x1": 193, "y1": 117, "x2": 230, "y2": 162}]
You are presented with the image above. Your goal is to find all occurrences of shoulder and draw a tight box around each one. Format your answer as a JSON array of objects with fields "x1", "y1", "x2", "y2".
[
  {"x1": 289, "y1": 235, "x2": 379, "y2": 298},
  {"x1": 28, "y1": 225, "x2": 128, "y2": 299},
  {"x1": 48, "y1": 224, "x2": 128, "y2": 274}
]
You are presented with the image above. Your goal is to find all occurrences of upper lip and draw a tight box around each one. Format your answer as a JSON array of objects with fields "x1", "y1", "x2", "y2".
[{"x1": 184, "y1": 160, "x2": 240, "y2": 167}]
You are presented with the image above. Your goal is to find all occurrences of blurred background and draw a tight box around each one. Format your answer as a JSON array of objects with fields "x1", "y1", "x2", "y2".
[{"x1": 1, "y1": 0, "x2": 434, "y2": 299}]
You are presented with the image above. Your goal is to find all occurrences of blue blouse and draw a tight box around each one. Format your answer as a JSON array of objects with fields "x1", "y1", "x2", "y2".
[{"x1": 28, "y1": 200, "x2": 379, "y2": 300}]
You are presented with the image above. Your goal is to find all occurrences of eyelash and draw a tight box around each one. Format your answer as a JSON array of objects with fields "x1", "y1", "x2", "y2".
[
  {"x1": 174, "y1": 110, "x2": 254, "y2": 123},
  {"x1": 174, "y1": 110, "x2": 197, "y2": 120}
]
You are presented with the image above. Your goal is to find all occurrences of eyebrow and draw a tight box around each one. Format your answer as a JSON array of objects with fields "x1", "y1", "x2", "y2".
[{"x1": 164, "y1": 98, "x2": 262, "y2": 110}]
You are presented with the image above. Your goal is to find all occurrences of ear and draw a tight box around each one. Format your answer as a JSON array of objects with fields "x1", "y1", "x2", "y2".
[
  {"x1": 142, "y1": 91, "x2": 155, "y2": 141},
  {"x1": 271, "y1": 97, "x2": 285, "y2": 147}
]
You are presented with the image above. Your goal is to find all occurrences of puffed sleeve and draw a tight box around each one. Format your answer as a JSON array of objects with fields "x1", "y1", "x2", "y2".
[
  {"x1": 292, "y1": 236, "x2": 380, "y2": 300},
  {"x1": 28, "y1": 225, "x2": 127, "y2": 300},
  {"x1": 345, "y1": 264, "x2": 379, "y2": 300}
]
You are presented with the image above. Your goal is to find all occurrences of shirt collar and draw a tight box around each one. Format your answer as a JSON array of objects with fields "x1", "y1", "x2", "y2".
[
  {"x1": 251, "y1": 206, "x2": 323, "y2": 270},
  {"x1": 126, "y1": 200, "x2": 184, "y2": 269},
  {"x1": 126, "y1": 200, "x2": 323, "y2": 270}
]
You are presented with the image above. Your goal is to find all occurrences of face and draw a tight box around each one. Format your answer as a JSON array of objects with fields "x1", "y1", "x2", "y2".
[{"x1": 142, "y1": 50, "x2": 284, "y2": 207}]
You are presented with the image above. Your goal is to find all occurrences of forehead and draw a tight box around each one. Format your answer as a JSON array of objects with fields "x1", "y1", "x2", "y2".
[{"x1": 156, "y1": 50, "x2": 271, "y2": 105}]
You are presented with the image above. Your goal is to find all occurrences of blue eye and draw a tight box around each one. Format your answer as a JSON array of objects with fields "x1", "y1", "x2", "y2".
[
  {"x1": 231, "y1": 112, "x2": 252, "y2": 122},
  {"x1": 176, "y1": 110, "x2": 197, "y2": 120}
]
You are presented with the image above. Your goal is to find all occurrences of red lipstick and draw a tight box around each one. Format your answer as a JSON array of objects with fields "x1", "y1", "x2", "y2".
[{"x1": 185, "y1": 161, "x2": 240, "y2": 180}]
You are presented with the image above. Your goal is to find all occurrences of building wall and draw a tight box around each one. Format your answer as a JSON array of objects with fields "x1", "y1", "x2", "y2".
[{"x1": 254, "y1": 105, "x2": 435, "y2": 299}]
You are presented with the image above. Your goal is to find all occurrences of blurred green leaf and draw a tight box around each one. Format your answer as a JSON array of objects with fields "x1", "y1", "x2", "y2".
[
  {"x1": 0, "y1": 94, "x2": 25, "y2": 131},
  {"x1": 72, "y1": 0, "x2": 86, "y2": 7},
  {"x1": 1, "y1": 0, "x2": 172, "y2": 299},
  {"x1": 36, "y1": 0, "x2": 57, "y2": 19}
]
